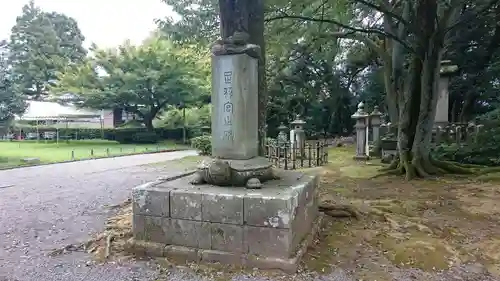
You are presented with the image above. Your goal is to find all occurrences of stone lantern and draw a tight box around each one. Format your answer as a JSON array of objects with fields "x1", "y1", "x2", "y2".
[
  {"x1": 370, "y1": 106, "x2": 382, "y2": 143},
  {"x1": 290, "y1": 115, "x2": 306, "y2": 157},
  {"x1": 277, "y1": 122, "x2": 288, "y2": 147},
  {"x1": 201, "y1": 125, "x2": 211, "y2": 136},
  {"x1": 352, "y1": 102, "x2": 369, "y2": 160}
]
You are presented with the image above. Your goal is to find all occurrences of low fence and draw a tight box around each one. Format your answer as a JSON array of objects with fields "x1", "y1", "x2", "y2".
[
  {"x1": 379, "y1": 122, "x2": 485, "y2": 146},
  {"x1": 264, "y1": 141, "x2": 328, "y2": 170}
]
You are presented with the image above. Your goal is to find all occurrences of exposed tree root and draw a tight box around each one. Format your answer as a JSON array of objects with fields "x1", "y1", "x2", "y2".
[
  {"x1": 47, "y1": 239, "x2": 97, "y2": 256},
  {"x1": 430, "y1": 157, "x2": 475, "y2": 175},
  {"x1": 105, "y1": 234, "x2": 114, "y2": 258},
  {"x1": 370, "y1": 168, "x2": 405, "y2": 179},
  {"x1": 318, "y1": 203, "x2": 361, "y2": 219},
  {"x1": 475, "y1": 166, "x2": 500, "y2": 175},
  {"x1": 371, "y1": 153, "x2": 488, "y2": 180},
  {"x1": 380, "y1": 158, "x2": 399, "y2": 171}
]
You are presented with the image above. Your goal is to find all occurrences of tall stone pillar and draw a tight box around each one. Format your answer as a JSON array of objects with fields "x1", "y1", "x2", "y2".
[
  {"x1": 352, "y1": 102, "x2": 369, "y2": 160},
  {"x1": 370, "y1": 106, "x2": 382, "y2": 143},
  {"x1": 212, "y1": 54, "x2": 259, "y2": 159},
  {"x1": 436, "y1": 60, "x2": 458, "y2": 127},
  {"x1": 291, "y1": 115, "x2": 306, "y2": 157}
]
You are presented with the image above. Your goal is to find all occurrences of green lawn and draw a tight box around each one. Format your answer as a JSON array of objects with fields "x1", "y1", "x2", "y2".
[{"x1": 0, "y1": 140, "x2": 189, "y2": 169}]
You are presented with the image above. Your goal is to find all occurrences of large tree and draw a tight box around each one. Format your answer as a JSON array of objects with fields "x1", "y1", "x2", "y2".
[
  {"x1": 0, "y1": 40, "x2": 26, "y2": 133},
  {"x1": 52, "y1": 39, "x2": 210, "y2": 131},
  {"x1": 266, "y1": 0, "x2": 500, "y2": 179},
  {"x1": 8, "y1": 0, "x2": 86, "y2": 100},
  {"x1": 160, "y1": 0, "x2": 352, "y2": 153},
  {"x1": 267, "y1": 44, "x2": 355, "y2": 138}
]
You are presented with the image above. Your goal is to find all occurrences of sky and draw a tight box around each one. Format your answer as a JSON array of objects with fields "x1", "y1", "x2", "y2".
[{"x1": 0, "y1": 0, "x2": 179, "y2": 49}]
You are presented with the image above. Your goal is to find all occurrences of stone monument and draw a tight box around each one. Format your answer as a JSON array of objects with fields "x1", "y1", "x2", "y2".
[
  {"x1": 352, "y1": 102, "x2": 369, "y2": 160},
  {"x1": 435, "y1": 60, "x2": 458, "y2": 127},
  {"x1": 370, "y1": 106, "x2": 382, "y2": 143},
  {"x1": 129, "y1": 1, "x2": 322, "y2": 273},
  {"x1": 290, "y1": 115, "x2": 306, "y2": 158},
  {"x1": 277, "y1": 122, "x2": 288, "y2": 147}
]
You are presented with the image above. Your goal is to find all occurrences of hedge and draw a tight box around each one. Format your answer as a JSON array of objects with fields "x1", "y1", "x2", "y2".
[{"x1": 9, "y1": 126, "x2": 206, "y2": 144}]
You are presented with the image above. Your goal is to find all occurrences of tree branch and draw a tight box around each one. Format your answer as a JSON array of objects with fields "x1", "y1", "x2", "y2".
[
  {"x1": 446, "y1": 0, "x2": 500, "y2": 32},
  {"x1": 353, "y1": 0, "x2": 413, "y2": 29},
  {"x1": 333, "y1": 31, "x2": 392, "y2": 64},
  {"x1": 265, "y1": 14, "x2": 415, "y2": 53}
]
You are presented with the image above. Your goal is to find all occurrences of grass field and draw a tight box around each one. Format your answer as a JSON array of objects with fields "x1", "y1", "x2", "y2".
[{"x1": 0, "y1": 140, "x2": 189, "y2": 169}]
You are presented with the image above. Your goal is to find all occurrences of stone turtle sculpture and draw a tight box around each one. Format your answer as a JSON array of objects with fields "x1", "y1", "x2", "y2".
[
  {"x1": 211, "y1": 31, "x2": 261, "y2": 58},
  {"x1": 190, "y1": 158, "x2": 275, "y2": 189}
]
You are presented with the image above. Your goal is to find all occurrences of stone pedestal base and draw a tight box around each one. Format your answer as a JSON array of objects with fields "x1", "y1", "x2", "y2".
[
  {"x1": 353, "y1": 155, "x2": 369, "y2": 161},
  {"x1": 131, "y1": 170, "x2": 321, "y2": 273}
]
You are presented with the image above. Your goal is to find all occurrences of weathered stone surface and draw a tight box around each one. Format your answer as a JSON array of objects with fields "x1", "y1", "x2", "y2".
[
  {"x1": 199, "y1": 249, "x2": 245, "y2": 266},
  {"x1": 191, "y1": 157, "x2": 274, "y2": 187},
  {"x1": 124, "y1": 238, "x2": 166, "y2": 257},
  {"x1": 244, "y1": 193, "x2": 296, "y2": 228},
  {"x1": 164, "y1": 245, "x2": 200, "y2": 263},
  {"x1": 245, "y1": 226, "x2": 294, "y2": 258},
  {"x1": 128, "y1": 213, "x2": 324, "y2": 273},
  {"x1": 131, "y1": 170, "x2": 321, "y2": 272},
  {"x1": 201, "y1": 188, "x2": 245, "y2": 224},
  {"x1": 436, "y1": 75, "x2": 449, "y2": 126},
  {"x1": 291, "y1": 198, "x2": 318, "y2": 249},
  {"x1": 229, "y1": 157, "x2": 274, "y2": 186},
  {"x1": 169, "y1": 189, "x2": 202, "y2": 220},
  {"x1": 132, "y1": 187, "x2": 170, "y2": 217},
  {"x1": 243, "y1": 172, "x2": 314, "y2": 229},
  {"x1": 170, "y1": 219, "x2": 211, "y2": 249},
  {"x1": 133, "y1": 215, "x2": 170, "y2": 244},
  {"x1": 211, "y1": 54, "x2": 259, "y2": 160},
  {"x1": 210, "y1": 223, "x2": 244, "y2": 253}
]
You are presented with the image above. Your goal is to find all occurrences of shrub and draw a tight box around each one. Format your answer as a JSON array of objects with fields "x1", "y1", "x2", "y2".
[
  {"x1": 132, "y1": 131, "x2": 160, "y2": 144},
  {"x1": 191, "y1": 135, "x2": 212, "y2": 155},
  {"x1": 10, "y1": 124, "x2": 205, "y2": 143},
  {"x1": 432, "y1": 124, "x2": 500, "y2": 166}
]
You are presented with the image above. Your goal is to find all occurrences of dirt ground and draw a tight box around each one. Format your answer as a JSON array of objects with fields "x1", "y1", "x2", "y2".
[
  {"x1": 74, "y1": 149, "x2": 500, "y2": 280},
  {"x1": 304, "y1": 147, "x2": 500, "y2": 280}
]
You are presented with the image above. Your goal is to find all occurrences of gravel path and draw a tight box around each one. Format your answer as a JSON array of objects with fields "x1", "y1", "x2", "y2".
[
  {"x1": 0, "y1": 150, "x2": 497, "y2": 281},
  {"x1": 0, "y1": 150, "x2": 197, "y2": 281}
]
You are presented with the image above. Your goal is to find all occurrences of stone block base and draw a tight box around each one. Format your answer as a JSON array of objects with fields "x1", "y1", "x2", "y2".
[
  {"x1": 353, "y1": 155, "x2": 370, "y2": 161},
  {"x1": 131, "y1": 170, "x2": 320, "y2": 273},
  {"x1": 126, "y1": 214, "x2": 323, "y2": 273}
]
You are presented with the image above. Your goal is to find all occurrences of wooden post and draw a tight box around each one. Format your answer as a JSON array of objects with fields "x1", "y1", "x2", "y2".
[
  {"x1": 283, "y1": 146, "x2": 287, "y2": 170},
  {"x1": 316, "y1": 144, "x2": 320, "y2": 166}
]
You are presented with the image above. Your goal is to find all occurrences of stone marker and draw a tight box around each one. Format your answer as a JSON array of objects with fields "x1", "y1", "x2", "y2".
[
  {"x1": 211, "y1": 54, "x2": 258, "y2": 159},
  {"x1": 130, "y1": 1, "x2": 321, "y2": 274},
  {"x1": 435, "y1": 60, "x2": 458, "y2": 128},
  {"x1": 21, "y1": 157, "x2": 40, "y2": 164},
  {"x1": 352, "y1": 102, "x2": 369, "y2": 160}
]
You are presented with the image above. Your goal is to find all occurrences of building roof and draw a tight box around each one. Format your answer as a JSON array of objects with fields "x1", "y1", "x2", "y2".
[{"x1": 16, "y1": 100, "x2": 102, "y2": 121}]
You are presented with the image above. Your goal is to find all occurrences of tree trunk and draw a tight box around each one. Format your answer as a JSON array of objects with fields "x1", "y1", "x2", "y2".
[
  {"x1": 384, "y1": 0, "x2": 475, "y2": 180},
  {"x1": 144, "y1": 117, "x2": 154, "y2": 132},
  {"x1": 382, "y1": 66, "x2": 399, "y2": 123},
  {"x1": 219, "y1": 0, "x2": 267, "y2": 156},
  {"x1": 113, "y1": 107, "x2": 123, "y2": 127}
]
